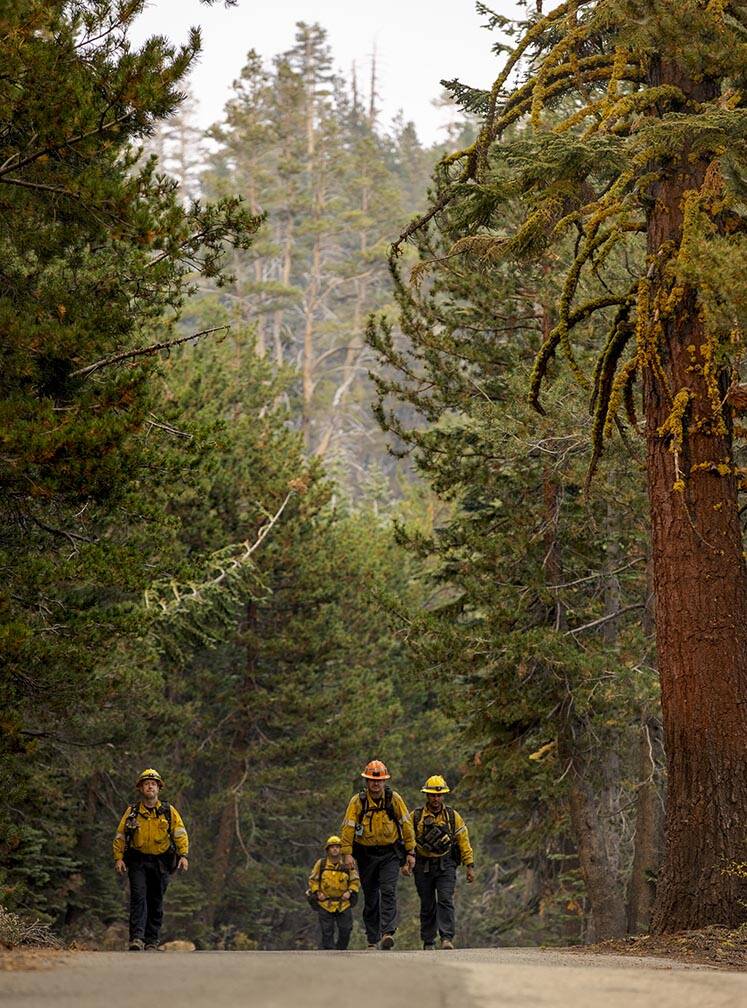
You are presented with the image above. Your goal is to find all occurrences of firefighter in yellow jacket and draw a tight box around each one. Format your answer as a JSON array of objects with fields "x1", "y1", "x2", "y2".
[
  {"x1": 307, "y1": 836, "x2": 360, "y2": 950},
  {"x1": 113, "y1": 769, "x2": 189, "y2": 951},
  {"x1": 340, "y1": 760, "x2": 416, "y2": 950},
  {"x1": 412, "y1": 775, "x2": 474, "y2": 950}
]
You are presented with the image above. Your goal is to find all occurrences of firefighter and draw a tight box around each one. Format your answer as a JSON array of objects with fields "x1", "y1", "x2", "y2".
[
  {"x1": 412, "y1": 774, "x2": 474, "y2": 950},
  {"x1": 113, "y1": 769, "x2": 189, "y2": 951},
  {"x1": 307, "y1": 835, "x2": 360, "y2": 950},
  {"x1": 339, "y1": 759, "x2": 416, "y2": 950}
]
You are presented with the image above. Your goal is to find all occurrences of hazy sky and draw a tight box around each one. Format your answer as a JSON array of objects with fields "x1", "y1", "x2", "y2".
[{"x1": 130, "y1": 1, "x2": 523, "y2": 143}]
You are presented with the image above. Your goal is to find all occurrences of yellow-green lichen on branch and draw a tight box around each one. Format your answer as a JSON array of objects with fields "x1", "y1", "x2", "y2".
[{"x1": 658, "y1": 388, "x2": 692, "y2": 454}]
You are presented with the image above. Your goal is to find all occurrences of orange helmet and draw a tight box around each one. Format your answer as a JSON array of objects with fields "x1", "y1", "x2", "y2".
[{"x1": 361, "y1": 759, "x2": 390, "y2": 780}]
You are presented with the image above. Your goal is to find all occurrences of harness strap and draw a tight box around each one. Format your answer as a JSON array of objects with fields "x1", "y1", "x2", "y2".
[
  {"x1": 316, "y1": 859, "x2": 351, "y2": 904},
  {"x1": 124, "y1": 801, "x2": 174, "y2": 852},
  {"x1": 414, "y1": 805, "x2": 458, "y2": 856},
  {"x1": 356, "y1": 786, "x2": 403, "y2": 842}
]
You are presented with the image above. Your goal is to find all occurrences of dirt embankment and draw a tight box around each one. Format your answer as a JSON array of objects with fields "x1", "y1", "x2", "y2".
[{"x1": 576, "y1": 926, "x2": 747, "y2": 971}]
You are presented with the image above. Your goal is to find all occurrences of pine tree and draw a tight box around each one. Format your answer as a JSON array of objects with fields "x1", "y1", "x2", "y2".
[
  {"x1": 202, "y1": 27, "x2": 430, "y2": 482},
  {"x1": 393, "y1": 0, "x2": 747, "y2": 930},
  {"x1": 0, "y1": 0, "x2": 258, "y2": 916},
  {"x1": 369, "y1": 201, "x2": 661, "y2": 939}
]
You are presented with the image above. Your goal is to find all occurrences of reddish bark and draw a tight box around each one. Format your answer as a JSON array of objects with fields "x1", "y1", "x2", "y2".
[
  {"x1": 205, "y1": 769, "x2": 240, "y2": 932},
  {"x1": 645, "y1": 60, "x2": 747, "y2": 930}
]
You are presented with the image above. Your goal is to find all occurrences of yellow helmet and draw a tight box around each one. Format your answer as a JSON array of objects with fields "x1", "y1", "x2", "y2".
[
  {"x1": 421, "y1": 774, "x2": 450, "y2": 794},
  {"x1": 136, "y1": 768, "x2": 164, "y2": 787},
  {"x1": 325, "y1": 835, "x2": 342, "y2": 848}
]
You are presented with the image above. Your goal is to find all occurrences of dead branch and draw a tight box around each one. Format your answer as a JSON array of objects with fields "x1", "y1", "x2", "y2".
[
  {"x1": 28, "y1": 513, "x2": 97, "y2": 546},
  {"x1": 545, "y1": 556, "x2": 645, "y2": 590},
  {"x1": 565, "y1": 603, "x2": 645, "y2": 637},
  {"x1": 1, "y1": 176, "x2": 77, "y2": 196},
  {"x1": 18, "y1": 729, "x2": 115, "y2": 748},
  {"x1": 145, "y1": 414, "x2": 192, "y2": 439},
  {"x1": 144, "y1": 490, "x2": 295, "y2": 615}
]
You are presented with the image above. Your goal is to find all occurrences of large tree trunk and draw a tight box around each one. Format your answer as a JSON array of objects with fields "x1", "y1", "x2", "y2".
[
  {"x1": 645, "y1": 58, "x2": 747, "y2": 931},
  {"x1": 565, "y1": 748, "x2": 627, "y2": 941},
  {"x1": 626, "y1": 717, "x2": 664, "y2": 934},
  {"x1": 205, "y1": 763, "x2": 241, "y2": 934}
]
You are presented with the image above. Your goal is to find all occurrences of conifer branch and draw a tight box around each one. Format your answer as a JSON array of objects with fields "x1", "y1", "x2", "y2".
[
  {"x1": 0, "y1": 111, "x2": 133, "y2": 179},
  {"x1": 0, "y1": 177, "x2": 77, "y2": 196},
  {"x1": 71, "y1": 326, "x2": 229, "y2": 379},
  {"x1": 391, "y1": 189, "x2": 458, "y2": 257}
]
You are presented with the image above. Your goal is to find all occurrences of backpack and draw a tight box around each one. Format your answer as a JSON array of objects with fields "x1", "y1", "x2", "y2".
[
  {"x1": 124, "y1": 800, "x2": 178, "y2": 873},
  {"x1": 413, "y1": 806, "x2": 461, "y2": 865},
  {"x1": 306, "y1": 859, "x2": 357, "y2": 911},
  {"x1": 355, "y1": 786, "x2": 406, "y2": 864}
]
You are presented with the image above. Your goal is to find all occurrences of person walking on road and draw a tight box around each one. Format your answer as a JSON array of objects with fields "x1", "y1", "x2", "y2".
[
  {"x1": 340, "y1": 759, "x2": 416, "y2": 950},
  {"x1": 113, "y1": 768, "x2": 189, "y2": 951},
  {"x1": 307, "y1": 835, "x2": 360, "y2": 950},
  {"x1": 412, "y1": 775, "x2": 474, "y2": 950}
]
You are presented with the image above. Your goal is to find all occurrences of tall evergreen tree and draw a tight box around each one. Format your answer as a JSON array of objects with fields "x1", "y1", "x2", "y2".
[
  {"x1": 369, "y1": 198, "x2": 661, "y2": 939},
  {"x1": 392, "y1": 0, "x2": 747, "y2": 930},
  {"x1": 203, "y1": 26, "x2": 431, "y2": 483},
  {"x1": 0, "y1": 0, "x2": 257, "y2": 915}
]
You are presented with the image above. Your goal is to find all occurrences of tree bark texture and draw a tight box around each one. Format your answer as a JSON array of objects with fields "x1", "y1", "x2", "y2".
[
  {"x1": 563, "y1": 740, "x2": 628, "y2": 941},
  {"x1": 626, "y1": 718, "x2": 664, "y2": 934},
  {"x1": 206, "y1": 765, "x2": 241, "y2": 933},
  {"x1": 645, "y1": 59, "x2": 747, "y2": 931}
]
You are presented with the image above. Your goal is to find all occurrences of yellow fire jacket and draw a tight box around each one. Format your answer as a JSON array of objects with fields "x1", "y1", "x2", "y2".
[
  {"x1": 340, "y1": 789, "x2": 416, "y2": 856},
  {"x1": 414, "y1": 805, "x2": 474, "y2": 866},
  {"x1": 112, "y1": 801, "x2": 189, "y2": 861},
  {"x1": 308, "y1": 857, "x2": 361, "y2": 913}
]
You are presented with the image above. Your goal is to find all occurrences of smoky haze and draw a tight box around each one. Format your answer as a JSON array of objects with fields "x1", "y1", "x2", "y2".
[{"x1": 131, "y1": 0, "x2": 523, "y2": 141}]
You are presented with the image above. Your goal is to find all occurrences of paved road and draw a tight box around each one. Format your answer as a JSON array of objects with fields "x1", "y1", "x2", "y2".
[{"x1": 1, "y1": 948, "x2": 746, "y2": 1008}]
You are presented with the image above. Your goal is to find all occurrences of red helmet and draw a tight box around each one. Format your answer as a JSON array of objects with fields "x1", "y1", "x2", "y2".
[{"x1": 361, "y1": 759, "x2": 391, "y2": 780}]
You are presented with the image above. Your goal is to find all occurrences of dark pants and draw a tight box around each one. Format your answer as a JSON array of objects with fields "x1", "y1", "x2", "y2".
[
  {"x1": 354, "y1": 844, "x2": 400, "y2": 944},
  {"x1": 127, "y1": 854, "x2": 170, "y2": 945},
  {"x1": 318, "y1": 906, "x2": 353, "y2": 950},
  {"x1": 414, "y1": 856, "x2": 457, "y2": 943}
]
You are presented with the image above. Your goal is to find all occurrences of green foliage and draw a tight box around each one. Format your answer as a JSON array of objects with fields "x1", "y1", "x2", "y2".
[
  {"x1": 0, "y1": 0, "x2": 257, "y2": 920},
  {"x1": 1, "y1": 8, "x2": 472, "y2": 952},
  {"x1": 399, "y1": 1, "x2": 747, "y2": 474},
  {"x1": 369, "y1": 87, "x2": 659, "y2": 937}
]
